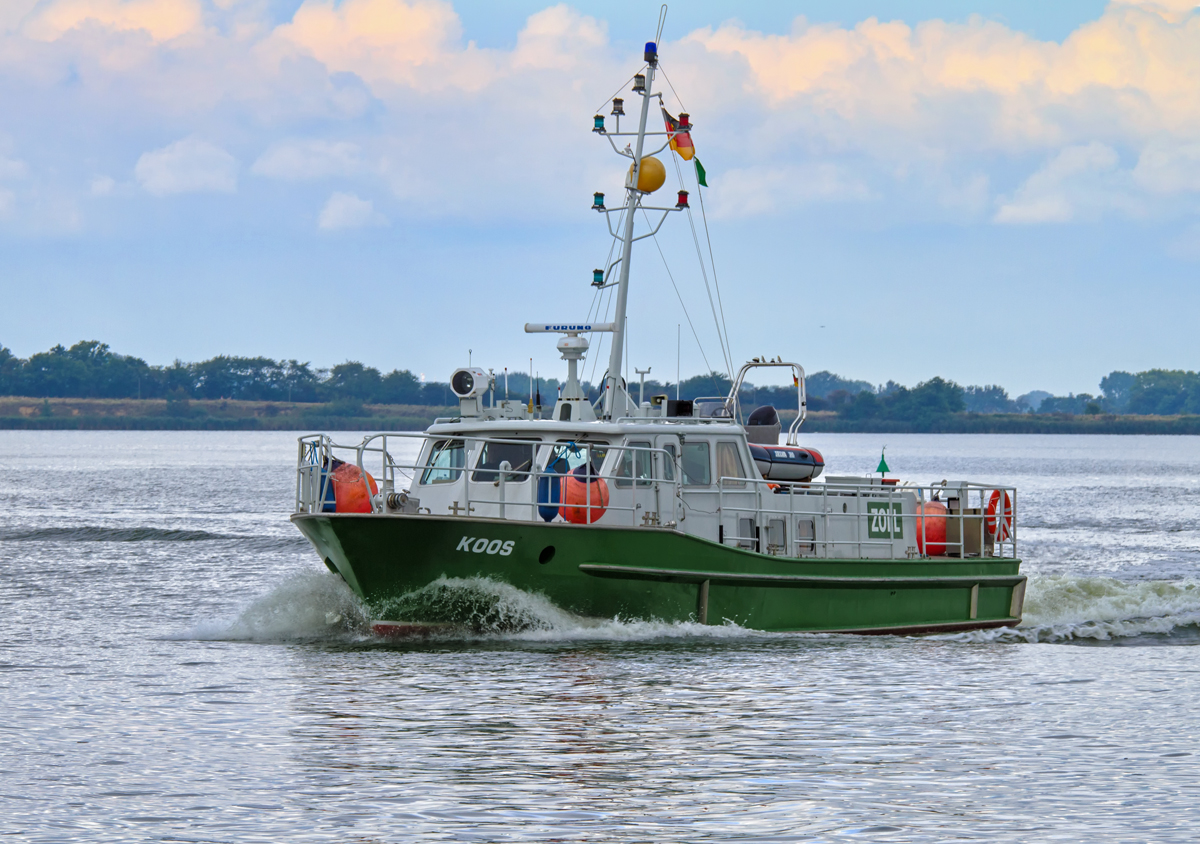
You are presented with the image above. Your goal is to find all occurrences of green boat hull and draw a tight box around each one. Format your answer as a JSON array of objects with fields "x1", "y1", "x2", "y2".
[{"x1": 293, "y1": 513, "x2": 1025, "y2": 634}]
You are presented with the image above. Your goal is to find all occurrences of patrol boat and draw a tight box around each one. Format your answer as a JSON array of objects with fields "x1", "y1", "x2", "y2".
[{"x1": 291, "y1": 36, "x2": 1026, "y2": 635}]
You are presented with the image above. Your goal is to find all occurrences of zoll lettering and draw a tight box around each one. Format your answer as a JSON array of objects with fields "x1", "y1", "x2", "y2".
[{"x1": 456, "y1": 537, "x2": 516, "y2": 556}]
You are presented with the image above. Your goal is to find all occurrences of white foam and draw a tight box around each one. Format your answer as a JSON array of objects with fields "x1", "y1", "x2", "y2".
[
  {"x1": 374, "y1": 575, "x2": 766, "y2": 642},
  {"x1": 183, "y1": 570, "x2": 373, "y2": 642},
  {"x1": 937, "y1": 574, "x2": 1200, "y2": 643},
  {"x1": 184, "y1": 570, "x2": 1200, "y2": 646},
  {"x1": 183, "y1": 572, "x2": 767, "y2": 644}
]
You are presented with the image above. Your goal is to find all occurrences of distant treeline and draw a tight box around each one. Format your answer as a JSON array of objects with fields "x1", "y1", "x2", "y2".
[
  {"x1": 0, "y1": 340, "x2": 864, "y2": 408},
  {"x1": 805, "y1": 370, "x2": 1200, "y2": 420},
  {"x1": 2, "y1": 340, "x2": 1197, "y2": 419}
]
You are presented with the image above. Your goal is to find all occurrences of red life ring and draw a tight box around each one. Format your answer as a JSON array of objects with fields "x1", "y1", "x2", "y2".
[{"x1": 986, "y1": 490, "x2": 1013, "y2": 540}]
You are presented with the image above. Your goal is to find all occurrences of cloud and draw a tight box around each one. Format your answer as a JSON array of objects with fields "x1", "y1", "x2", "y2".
[
  {"x1": 3, "y1": 1, "x2": 1200, "y2": 229},
  {"x1": 275, "y1": 0, "x2": 468, "y2": 88},
  {"x1": 1132, "y1": 141, "x2": 1200, "y2": 193},
  {"x1": 251, "y1": 140, "x2": 363, "y2": 181},
  {"x1": 1, "y1": 1, "x2": 40, "y2": 34},
  {"x1": 0, "y1": 188, "x2": 14, "y2": 218},
  {"x1": 709, "y1": 162, "x2": 873, "y2": 218},
  {"x1": 994, "y1": 142, "x2": 1142, "y2": 224},
  {"x1": 318, "y1": 191, "x2": 386, "y2": 229},
  {"x1": 685, "y1": 3, "x2": 1200, "y2": 154},
  {"x1": 89, "y1": 175, "x2": 116, "y2": 195},
  {"x1": 24, "y1": 0, "x2": 204, "y2": 41},
  {"x1": 135, "y1": 137, "x2": 237, "y2": 196},
  {"x1": 510, "y1": 5, "x2": 606, "y2": 71}
]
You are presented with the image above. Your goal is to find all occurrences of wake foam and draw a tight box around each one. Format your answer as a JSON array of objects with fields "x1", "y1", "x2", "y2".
[
  {"x1": 373, "y1": 576, "x2": 758, "y2": 641},
  {"x1": 185, "y1": 570, "x2": 373, "y2": 642},
  {"x1": 940, "y1": 575, "x2": 1200, "y2": 643},
  {"x1": 188, "y1": 570, "x2": 1200, "y2": 647},
  {"x1": 184, "y1": 572, "x2": 758, "y2": 644}
]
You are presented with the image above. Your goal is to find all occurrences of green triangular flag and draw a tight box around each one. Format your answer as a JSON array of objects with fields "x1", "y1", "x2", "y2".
[
  {"x1": 876, "y1": 447, "x2": 889, "y2": 474},
  {"x1": 695, "y1": 157, "x2": 708, "y2": 187}
]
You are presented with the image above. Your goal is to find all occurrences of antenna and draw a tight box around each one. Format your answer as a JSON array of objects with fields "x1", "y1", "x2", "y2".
[
  {"x1": 635, "y1": 366, "x2": 651, "y2": 407},
  {"x1": 656, "y1": 4, "x2": 668, "y2": 43}
]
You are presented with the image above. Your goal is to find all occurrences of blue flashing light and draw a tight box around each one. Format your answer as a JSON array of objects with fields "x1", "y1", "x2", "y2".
[{"x1": 644, "y1": 41, "x2": 657, "y2": 63}]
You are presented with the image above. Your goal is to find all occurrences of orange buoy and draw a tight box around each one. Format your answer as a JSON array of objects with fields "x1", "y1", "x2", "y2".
[
  {"x1": 986, "y1": 490, "x2": 1013, "y2": 541},
  {"x1": 331, "y1": 462, "x2": 379, "y2": 513},
  {"x1": 559, "y1": 466, "x2": 609, "y2": 524},
  {"x1": 915, "y1": 501, "x2": 948, "y2": 556}
]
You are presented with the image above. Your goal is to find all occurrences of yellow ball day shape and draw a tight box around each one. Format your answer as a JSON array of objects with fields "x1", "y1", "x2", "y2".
[{"x1": 627, "y1": 156, "x2": 666, "y2": 193}]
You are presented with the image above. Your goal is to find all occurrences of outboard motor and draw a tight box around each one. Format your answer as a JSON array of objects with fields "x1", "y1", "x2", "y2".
[{"x1": 746, "y1": 405, "x2": 781, "y2": 445}]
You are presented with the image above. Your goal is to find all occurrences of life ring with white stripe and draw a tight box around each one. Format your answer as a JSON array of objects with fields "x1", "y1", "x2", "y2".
[{"x1": 986, "y1": 490, "x2": 1013, "y2": 541}]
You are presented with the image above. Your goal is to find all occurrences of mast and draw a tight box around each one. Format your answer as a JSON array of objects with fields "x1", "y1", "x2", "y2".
[{"x1": 603, "y1": 41, "x2": 658, "y2": 420}]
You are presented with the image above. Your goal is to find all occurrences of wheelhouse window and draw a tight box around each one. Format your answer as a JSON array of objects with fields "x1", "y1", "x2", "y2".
[
  {"x1": 662, "y1": 444, "x2": 676, "y2": 481},
  {"x1": 545, "y1": 440, "x2": 609, "y2": 476},
  {"x1": 616, "y1": 441, "x2": 653, "y2": 487},
  {"x1": 472, "y1": 440, "x2": 536, "y2": 483},
  {"x1": 681, "y1": 442, "x2": 711, "y2": 486},
  {"x1": 420, "y1": 439, "x2": 465, "y2": 484},
  {"x1": 716, "y1": 441, "x2": 747, "y2": 487}
]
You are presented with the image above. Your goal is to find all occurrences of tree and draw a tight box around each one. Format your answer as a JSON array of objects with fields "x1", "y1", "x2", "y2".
[
  {"x1": 963, "y1": 385, "x2": 1018, "y2": 414},
  {"x1": 841, "y1": 390, "x2": 881, "y2": 420},
  {"x1": 192, "y1": 356, "x2": 285, "y2": 400},
  {"x1": 280, "y1": 360, "x2": 320, "y2": 403},
  {"x1": 678, "y1": 370, "x2": 733, "y2": 401},
  {"x1": 1127, "y1": 369, "x2": 1200, "y2": 416},
  {"x1": 1039, "y1": 393, "x2": 1097, "y2": 414},
  {"x1": 324, "y1": 361, "x2": 383, "y2": 402},
  {"x1": 806, "y1": 371, "x2": 874, "y2": 398},
  {"x1": 0, "y1": 344, "x2": 20, "y2": 395},
  {"x1": 888, "y1": 377, "x2": 965, "y2": 423},
  {"x1": 379, "y1": 369, "x2": 423, "y2": 405},
  {"x1": 23, "y1": 345, "x2": 89, "y2": 397},
  {"x1": 1100, "y1": 371, "x2": 1136, "y2": 413}
]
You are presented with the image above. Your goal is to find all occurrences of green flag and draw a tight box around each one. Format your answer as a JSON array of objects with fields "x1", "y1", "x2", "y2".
[
  {"x1": 695, "y1": 158, "x2": 708, "y2": 187},
  {"x1": 876, "y1": 447, "x2": 889, "y2": 475}
]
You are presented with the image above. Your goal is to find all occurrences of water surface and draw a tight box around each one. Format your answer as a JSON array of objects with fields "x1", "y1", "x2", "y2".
[{"x1": 2, "y1": 431, "x2": 1199, "y2": 841}]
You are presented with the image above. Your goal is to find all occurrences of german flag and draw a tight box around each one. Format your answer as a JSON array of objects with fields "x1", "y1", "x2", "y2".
[{"x1": 662, "y1": 108, "x2": 695, "y2": 161}]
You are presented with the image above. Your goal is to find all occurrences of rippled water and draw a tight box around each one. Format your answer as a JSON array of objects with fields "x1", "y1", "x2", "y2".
[{"x1": 3, "y1": 431, "x2": 1200, "y2": 841}]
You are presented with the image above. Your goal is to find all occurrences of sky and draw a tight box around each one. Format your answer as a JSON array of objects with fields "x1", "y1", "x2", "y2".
[{"x1": 1, "y1": 0, "x2": 1198, "y2": 397}]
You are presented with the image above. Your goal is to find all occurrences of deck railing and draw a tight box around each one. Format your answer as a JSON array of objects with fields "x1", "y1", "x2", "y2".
[
  {"x1": 297, "y1": 434, "x2": 1017, "y2": 560},
  {"x1": 297, "y1": 432, "x2": 684, "y2": 528},
  {"x1": 716, "y1": 476, "x2": 1017, "y2": 560}
]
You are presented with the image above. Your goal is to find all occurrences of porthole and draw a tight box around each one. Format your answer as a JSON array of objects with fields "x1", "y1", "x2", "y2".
[{"x1": 539, "y1": 546, "x2": 556, "y2": 564}]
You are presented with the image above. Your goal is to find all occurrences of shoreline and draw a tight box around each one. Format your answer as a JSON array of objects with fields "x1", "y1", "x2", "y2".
[{"x1": 2, "y1": 398, "x2": 1199, "y2": 433}]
